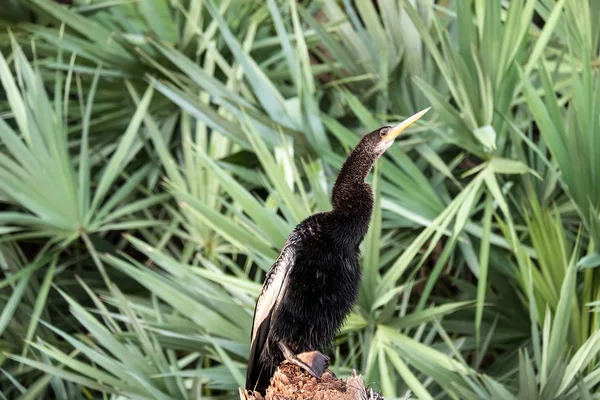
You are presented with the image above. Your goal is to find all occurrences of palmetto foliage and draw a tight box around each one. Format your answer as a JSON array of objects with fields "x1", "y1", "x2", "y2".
[{"x1": 0, "y1": 0, "x2": 599, "y2": 399}]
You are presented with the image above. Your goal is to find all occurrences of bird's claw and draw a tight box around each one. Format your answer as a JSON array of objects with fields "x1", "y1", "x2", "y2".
[
  {"x1": 278, "y1": 342, "x2": 330, "y2": 378},
  {"x1": 294, "y1": 350, "x2": 330, "y2": 378}
]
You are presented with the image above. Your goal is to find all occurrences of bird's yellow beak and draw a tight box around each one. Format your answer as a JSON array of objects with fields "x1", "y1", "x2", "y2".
[{"x1": 381, "y1": 107, "x2": 431, "y2": 142}]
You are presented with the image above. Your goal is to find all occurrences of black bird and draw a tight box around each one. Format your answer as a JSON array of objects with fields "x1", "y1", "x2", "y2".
[{"x1": 245, "y1": 108, "x2": 430, "y2": 393}]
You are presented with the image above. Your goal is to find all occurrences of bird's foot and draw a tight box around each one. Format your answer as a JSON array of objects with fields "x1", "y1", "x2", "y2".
[{"x1": 278, "y1": 342, "x2": 330, "y2": 378}]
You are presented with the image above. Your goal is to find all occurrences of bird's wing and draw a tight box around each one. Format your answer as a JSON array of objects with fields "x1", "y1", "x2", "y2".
[{"x1": 245, "y1": 243, "x2": 296, "y2": 391}]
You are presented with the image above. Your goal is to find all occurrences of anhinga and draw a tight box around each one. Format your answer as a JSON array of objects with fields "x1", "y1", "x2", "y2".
[{"x1": 245, "y1": 108, "x2": 431, "y2": 393}]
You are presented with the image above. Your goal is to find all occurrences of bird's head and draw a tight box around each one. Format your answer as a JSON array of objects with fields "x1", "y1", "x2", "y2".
[
  {"x1": 332, "y1": 107, "x2": 432, "y2": 215},
  {"x1": 359, "y1": 107, "x2": 431, "y2": 158}
]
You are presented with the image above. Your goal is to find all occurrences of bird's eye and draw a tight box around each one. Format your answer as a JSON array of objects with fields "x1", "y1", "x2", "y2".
[{"x1": 379, "y1": 127, "x2": 390, "y2": 137}]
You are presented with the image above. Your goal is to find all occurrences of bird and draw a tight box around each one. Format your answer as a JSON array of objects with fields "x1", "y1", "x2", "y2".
[{"x1": 245, "y1": 108, "x2": 431, "y2": 394}]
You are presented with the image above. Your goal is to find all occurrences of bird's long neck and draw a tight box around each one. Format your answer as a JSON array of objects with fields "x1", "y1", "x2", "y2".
[{"x1": 331, "y1": 143, "x2": 377, "y2": 242}]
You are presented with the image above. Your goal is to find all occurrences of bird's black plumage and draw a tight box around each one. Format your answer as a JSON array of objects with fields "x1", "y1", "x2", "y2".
[{"x1": 246, "y1": 110, "x2": 429, "y2": 393}]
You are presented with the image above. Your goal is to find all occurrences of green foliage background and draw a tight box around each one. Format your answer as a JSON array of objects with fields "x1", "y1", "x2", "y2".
[{"x1": 0, "y1": 0, "x2": 599, "y2": 398}]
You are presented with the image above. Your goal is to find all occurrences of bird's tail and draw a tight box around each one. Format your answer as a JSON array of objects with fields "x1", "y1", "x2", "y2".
[
  {"x1": 245, "y1": 362, "x2": 272, "y2": 395},
  {"x1": 245, "y1": 316, "x2": 274, "y2": 393},
  {"x1": 245, "y1": 337, "x2": 274, "y2": 394}
]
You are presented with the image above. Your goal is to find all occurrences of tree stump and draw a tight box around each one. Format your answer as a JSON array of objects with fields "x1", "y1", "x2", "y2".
[{"x1": 241, "y1": 364, "x2": 384, "y2": 400}]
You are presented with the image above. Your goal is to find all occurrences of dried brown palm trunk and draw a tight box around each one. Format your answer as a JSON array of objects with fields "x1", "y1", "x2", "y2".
[{"x1": 241, "y1": 364, "x2": 384, "y2": 400}]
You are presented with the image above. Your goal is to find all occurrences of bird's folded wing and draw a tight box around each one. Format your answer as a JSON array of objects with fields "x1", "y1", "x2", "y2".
[
  {"x1": 246, "y1": 244, "x2": 296, "y2": 389},
  {"x1": 251, "y1": 244, "x2": 295, "y2": 340}
]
